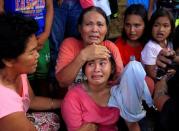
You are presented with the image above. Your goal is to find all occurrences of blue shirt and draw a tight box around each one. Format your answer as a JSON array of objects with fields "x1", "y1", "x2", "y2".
[
  {"x1": 127, "y1": 0, "x2": 149, "y2": 10},
  {"x1": 4, "y1": 0, "x2": 46, "y2": 35}
]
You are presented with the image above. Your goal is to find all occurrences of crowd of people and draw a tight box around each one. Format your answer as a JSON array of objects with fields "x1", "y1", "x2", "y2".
[{"x1": 0, "y1": 0, "x2": 179, "y2": 131}]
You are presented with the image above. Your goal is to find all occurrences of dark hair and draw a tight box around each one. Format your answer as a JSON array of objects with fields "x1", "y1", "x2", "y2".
[
  {"x1": 108, "y1": 56, "x2": 116, "y2": 81},
  {"x1": 173, "y1": 25, "x2": 179, "y2": 50},
  {"x1": 122, "y1": 4, "x2": 148, "y2": 44},
  {"x1": 0, "y1": 13, "x2": 38, "y2": 68},
  {"x1": 78, "y1": 6, "x2": 109, "y2": 39},
  {"x1": 82, "y1": 56, "x2": 116, "y2": 82},
  {"x1": 149, "y1": 8, "x2": 175, "y2": 42}
]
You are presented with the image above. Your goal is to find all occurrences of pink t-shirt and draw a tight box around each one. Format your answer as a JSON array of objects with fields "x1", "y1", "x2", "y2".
[
  {"x1": 0, "y1": 74, "x2": 30, "y2": 118},
  {"x1": 61, "y1": 84, "x2": 120, "y2": 131},
  {"x1": 55, "y1": 37, "x2": 123, "y2": 79}
]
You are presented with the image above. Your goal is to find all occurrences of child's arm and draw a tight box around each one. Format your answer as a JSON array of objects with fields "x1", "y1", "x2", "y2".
[
  {"x1": 0, "y1": 0, "x2": 4, "y2": 13},
  {"x1": 153, "y1": 77, "x2": 170, "y2": 111},
  {"x1": 37, "y1": 0, "x2": 53, "y2": 50},
  {"x1": 43, "y1": 0, "x2": 54, "y2": 36},
  {"x1": 145, "y1": 65, "x2": 157, "y2": 80}
]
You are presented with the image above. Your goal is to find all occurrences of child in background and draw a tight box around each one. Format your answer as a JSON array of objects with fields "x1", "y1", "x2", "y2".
[
  {"x1": 114, "y1": 4, "x2": 150, "y2": 131},
  {"x1": 141, "y1": 8, "x2": 175, "y2": 80},
  {"x1": 115, "y1": 4, "x2": 148, "y2": 66},
  {"x1": 1, "y1": 0, "x2": 54, "y2": 96}
]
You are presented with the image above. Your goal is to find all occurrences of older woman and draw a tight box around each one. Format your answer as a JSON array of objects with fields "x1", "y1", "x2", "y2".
[
  {"x1": 0, "y1": 13, "x2": 60, "y2": 131},
  {"x1": 55, "y1": 6, "x2": 123, "y2": 87}
]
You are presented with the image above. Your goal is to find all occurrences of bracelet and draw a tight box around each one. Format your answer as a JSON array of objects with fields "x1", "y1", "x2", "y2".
[{"x1": 50, "y1": 98, "x2": 54, "y2": 110}]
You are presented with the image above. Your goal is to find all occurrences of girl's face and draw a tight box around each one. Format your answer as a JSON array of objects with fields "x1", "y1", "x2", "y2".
[
  {"x1": 85, "y1": 58, "x2": 111, "y2": 86},
  {"x1": 152, "y1": 16, "x2": 171, "y2": 43},
  {"x1": 12, "y1": 34, "x2": 39, "y2": 74},
  {"x1": 79, "y1": 11, "x2": 107, "y2": 46},
  {"x1": 124, "y1": 14, "x2": 145, "y2": 41}
]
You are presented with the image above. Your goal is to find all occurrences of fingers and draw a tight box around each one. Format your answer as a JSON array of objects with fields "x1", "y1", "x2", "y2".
[
  {"x1": 92, "y1": 43, "x2": 110, "y2": 53},
  {"x1": 85, "y1": 44, "x2": 111, "y2": 61},
  {"x1": 37, "y1": 40, "x2": 44, "y2": 50},
  {"x1": 81, "y1": 123, "x2": 98, "y2": 131},
  {"x1": 166, "y1": 69, "x2": 176, "y2": 80},
  {"x1": 95, "y1": 46, "x2": 111, "y2": 59},
  {"x1": 157, "y1": 55, "x2": 171, "y2": 68},
  {"x1": 157, "y1": 50, "x2": 173, "y2": 68}
]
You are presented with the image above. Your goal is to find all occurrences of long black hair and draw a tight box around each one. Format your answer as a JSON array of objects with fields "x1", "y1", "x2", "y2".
[
  {"x1": 149, "y1": 7, "x2": 175, "y2": 42},
  {"x1": 122, "y1": 4, "x2": 148, "y2": 44}
]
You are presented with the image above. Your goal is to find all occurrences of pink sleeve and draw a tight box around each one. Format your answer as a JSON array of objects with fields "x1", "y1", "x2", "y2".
[
  {"x1": 80, "y1": 0, "x2": 94, "y2": 9},
  {"x1": 61, "y1": 89, "x2": 83, "y2": 130},
  {"x1": 0, "y1": 74, "x2": 30, "y2": 119},
  {"x1": 0, "y1": 88, "x2": 24, "y2": 118}
]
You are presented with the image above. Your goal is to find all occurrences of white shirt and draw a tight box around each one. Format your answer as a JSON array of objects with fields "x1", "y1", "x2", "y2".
[
  {"x1": 94, "y1": 0, "x2": 111, "y2": 16},
  {"x1": 141, "y1": 40, "x2": 163, "y2": 65}
]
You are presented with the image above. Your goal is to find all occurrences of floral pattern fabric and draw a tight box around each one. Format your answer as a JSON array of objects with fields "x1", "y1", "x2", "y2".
[{"x1": 27, "y1": 112, "x2": 60, "y2": 131}]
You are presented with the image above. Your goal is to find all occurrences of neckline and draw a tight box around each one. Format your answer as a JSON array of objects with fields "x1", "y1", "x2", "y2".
[{"x1": 80, "y1": 83, "x2": 110, "y2": 108}]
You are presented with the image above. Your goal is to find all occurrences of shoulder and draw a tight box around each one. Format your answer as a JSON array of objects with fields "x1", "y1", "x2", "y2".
[
  {"x1": 102, "y1": 40, "x2": 118, "y2": 51},
  {"x1": 103, "y1": 40, "x2": 115, "y2": 44},
  {"x1": 143, "y1": 40, "x2": 162, "y2": 52},
  {"x1": 62, "y1": 84, "x2": 86, "y2": 112},
  {"x1": 115, "y1": 37, "x2": 125, "y2": 45},
  {"x1": 0, "y1": 87, "x2": 24, "y2": 119},
  {"x1": 102, "y1": 40, "x2": 121, "y2": 59},
  {"x1": 64, "y1": 84, "x2": 84, "y2": 100},
  {"x1": 61, "y1": 37, "x2": 82, "y2": 46},
  {"x1": 60, "y1": 37, "x2": 83, "y2": 51},
  {"x1": 145, "y1": 40, "x2": 161, "y2": 48}
]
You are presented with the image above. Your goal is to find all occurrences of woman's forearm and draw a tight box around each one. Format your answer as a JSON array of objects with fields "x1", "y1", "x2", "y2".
[
  {"x1": 153, "y1": 79, "x2": 170, "y2": 111},
  {"x1": 56, "y1": 51, "x2": 86, "y2": 87},
  {"x1": 30, "y1": 97, "x2": 61, "y2": 110}
]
